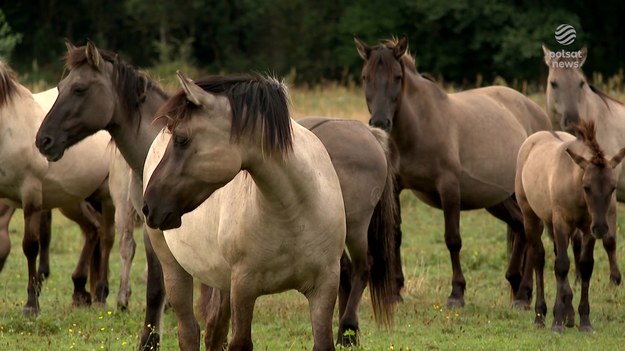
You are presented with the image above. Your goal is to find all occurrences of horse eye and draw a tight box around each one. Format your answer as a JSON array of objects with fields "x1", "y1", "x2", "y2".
[
  {"x1": 395, "y1": 75, "x2": 402, "y2": 83},
  {"x1": 173, "y1": 134, "x2": 190, "y2": 148},
  {"x1": 583, "y1": 185, "x2": 591, "y2": 193},
  {"x1": 579, "y1": 81, "x2": 585, "y2": 88},
  {"x1": 73, "y1": 85, "x2": 88, "y2": 96},
  {"x1": 550, "y1": 81, "x2": 558, "y2": 89},
  {"x1": 361, "y1": 75, "x2": 367, "y2": 82}
]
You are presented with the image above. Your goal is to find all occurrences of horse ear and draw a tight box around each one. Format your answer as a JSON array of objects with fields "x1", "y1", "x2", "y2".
[
  {"x1": 176, "y1": 70, "x2": 218, "y2": 110},
  {"x1": 609, "y1": 147, "x2": 625, "y2": 168},
  {"x1": 353, "y1": 35, "x2": 371, "y2": 60},
  {"x1": 85, "y1": 40, "x2": 102, "y2": 70},
  {"x1": 394, "y1": 35, "x2": 408, "y2": 59},
  {"x1": 566, "y1": 148, "x2": 589, "y2": 169},
  {"x1": 579, "y1": 46, "x2": 587, "y2": 67},
  {"x1": 542, "y1": 44, "x2": 553, "y2": 67},
  {"x1": 64, "y1": 39, "x2": 77, "y2": 53}
]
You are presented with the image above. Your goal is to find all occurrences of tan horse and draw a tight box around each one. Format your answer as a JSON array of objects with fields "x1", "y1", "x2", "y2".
[
  {"x1": 142, "y1": 72, "x2": 345, "y2": 350},
  {"x1": 0, "y1": 61, "x2": 114, "y2": 316},
  {"x1": 515, "y1": 121, "x2": 625, "y2": 332},
  {"x1": 354, "y1": 35, "x2": 552, "y2": 307},
  {"x1": 544, "y1": 45, "x2": 625, "y2": 285}
]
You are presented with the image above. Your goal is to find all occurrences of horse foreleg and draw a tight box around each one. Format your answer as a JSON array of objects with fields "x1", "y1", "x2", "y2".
[
  {"x1": 37, "y1": 209, "x2": 52, "y2": 281},
  {"x1": 143, "y1": 226, "x2": 195, "y2": 350},
  {"x1": 601, "y1": 233, "x2": 621, "y2": 285},
  {"x1": 438, "y1": 179, "x2": 464, "y2": 307},
  {"x1": 302, "y1": 265, "x2": 339, "y2": 351},
  {"x1": 551, "y1": 222, "x2": 574, "y2": 332},
  {"x1": 578, "y1": 233, "x2": 596, "y2": 332},
  {"x1": 22, "y1": 202, "x2": 44, "y2": 317},
  {"x1": 203, "y1": 286, "x2": 231, "y2": 351},
  {"x1": 59, "y1": 202, "x2": 100, "y2": 307},
  {"x1": 0, "y1": 203, "x2": 16, "y2": 272}
]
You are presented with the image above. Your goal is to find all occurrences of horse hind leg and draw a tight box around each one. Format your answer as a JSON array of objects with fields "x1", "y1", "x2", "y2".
[
  {"x1": 116, "y1": 205, "x2": 138, "y2": 311},
  {"x1": 485, "y1": 196, "x2": 526, "y2": 300},
  {"x1": 59, "y1": 201, "x2": 102, "y2": 307},
  {"x1": 93, "y1": 196, "x2": 116, "y2": 305},
  {"x1": 337, "y1": 239, "x2": 369, "y2": 346},
  {"x1": 0, "y1": 203, "x2": 16, "y2": 272}
]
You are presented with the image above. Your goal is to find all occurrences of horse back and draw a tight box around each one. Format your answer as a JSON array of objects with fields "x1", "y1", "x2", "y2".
[
  {"x1": 516, "y1": 131, "x2": 580, "y2": 221},
  {"x1": 474, "y1": 86, "x2": 552, "y2": 134}
]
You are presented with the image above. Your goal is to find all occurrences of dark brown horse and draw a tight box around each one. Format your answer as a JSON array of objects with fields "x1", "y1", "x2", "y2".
[
  {"x1": 515, "y1": 121, "x2": 625, "y2": 331},
  {"x1": 354, "y1": 35, "x2": 552, "y2": 307}
]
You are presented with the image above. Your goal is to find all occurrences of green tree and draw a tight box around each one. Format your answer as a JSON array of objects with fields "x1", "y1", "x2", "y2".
[{"x1": 0, "y1": 9, "x2": 23, "y2": 60}]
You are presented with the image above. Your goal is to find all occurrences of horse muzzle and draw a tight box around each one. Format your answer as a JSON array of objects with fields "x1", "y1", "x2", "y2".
[
  {"x1": 368, "y1": 117, "x2": 392, "y2": 132},
  {"x1": 591, "y1": 222, "x2": 609, "y2": 240},
  {"x1": 142, "y1": 201, "x2": 182, "y2": 230},
  {"x1": 35, "y1": 135, "x2": 65, "y2": 162}
]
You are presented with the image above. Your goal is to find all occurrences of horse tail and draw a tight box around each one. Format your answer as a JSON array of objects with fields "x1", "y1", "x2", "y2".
[{"x1": 366, "y1": 126, "x2": 398, "y2": 327}]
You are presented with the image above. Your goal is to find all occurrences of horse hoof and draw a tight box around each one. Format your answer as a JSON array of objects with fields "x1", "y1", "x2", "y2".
[
  {"x1": 22, "y1": 306, "x2": 40, "y2": 318},
  {"x1": 337, "y1": 329, "x2": 359, "y2": 347},
  {"x1": 72, "y1": 291, "x2": 92, "y2": 307},
  {"x1": 551, "y1": 324, "x2": 565, "y2": 333},
  {"x1": 117, "y1": 300, "x2": 129, "y2": 312},
  {"x1": 446, "y1": 297, "x2": 465, "y2": 308},
  {"x1": 534, "y1": 319, "x2": 545, "y2": 329},
  {"x1": 511, "y1": 299, "x2": 530, "y2": 310},
  {"x1": 579, "y1": 325, "x2": 593, "y2": 333},
  {"x1": 610, "y1": 274, "x2": 622, "y2": 286}
]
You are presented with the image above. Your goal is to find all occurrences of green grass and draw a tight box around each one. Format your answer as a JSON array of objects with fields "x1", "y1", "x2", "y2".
[{"x1": 2, "y1": 86, "x2": 625, "y2": 350}]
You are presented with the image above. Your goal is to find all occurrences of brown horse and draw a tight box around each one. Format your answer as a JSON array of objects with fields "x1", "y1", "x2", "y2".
[
  {"x1": 354, "y1": 35, "x2": 552, "y2": 307},
  {"x1": 515, "y1": 121, "x2": 625, "y2": 332},
  {"x1": 35, "y1": 41, "x2": 399, "y2": 348},
  {"x1": 544, "y1": 45, "x2": 625, "y2": 285}
]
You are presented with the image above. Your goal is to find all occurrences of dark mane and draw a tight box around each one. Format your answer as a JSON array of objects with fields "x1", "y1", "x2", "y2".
[
  {"x1": 572, "y1": 120, "x2": 606, "y2": 167},
  {"x1": 158, "y1": 74, "x2": 293, "y2": 157},
  {"x1": 0, "y1": 61, "x2": 20, "y2": 108},
  {"x1": 589, "y1": 83, "x2": 624, "y2": 108},
  {"x1": 65, "y1": 47, "x2": 168, "y2": 120},
  {"x1": 364, "y1": 37, "x2": 417, "y2": 82}
]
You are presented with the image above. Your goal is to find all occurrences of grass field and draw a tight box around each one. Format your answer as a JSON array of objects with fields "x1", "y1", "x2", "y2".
[{"x1": 1, "y1": 85, "x2": 625, "y2": 350}]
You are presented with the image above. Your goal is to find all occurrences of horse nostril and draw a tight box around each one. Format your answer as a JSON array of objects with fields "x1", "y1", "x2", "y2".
[
  {"x1": 142, "y1": 203, "x2": 150, "y2": 217},
  {"x1": 37, "y1": 136, "x2": 54, "y2": 150}
]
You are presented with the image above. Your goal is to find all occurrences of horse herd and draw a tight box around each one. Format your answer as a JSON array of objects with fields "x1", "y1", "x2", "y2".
[{"x1": 0, "y1": 34, "x2": 623, "y2": 350}]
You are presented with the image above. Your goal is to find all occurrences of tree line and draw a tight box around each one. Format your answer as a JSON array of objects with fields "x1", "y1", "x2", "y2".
[{"x1": 1, "y1": 0, "x2": 625, "y2": 90}]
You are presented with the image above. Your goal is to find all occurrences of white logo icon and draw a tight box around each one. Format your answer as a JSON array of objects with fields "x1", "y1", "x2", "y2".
[{"x1": 555, "y1": 24, "x2": 576, "y2": 46}]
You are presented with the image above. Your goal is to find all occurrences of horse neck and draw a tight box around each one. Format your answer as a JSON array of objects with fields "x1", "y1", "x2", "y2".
[
  {"x1": 392, "y1": 69, "x2": 448, "y2": 147},
  {"x1": 582, "y1": 90, "x2": 625, "y2": 154},
  {"x1": 243, "y1": 124, "x2": 324, "y2": 218},
  {"x1": 108, "y1": 88, "x2": 169, "y2": 177}
]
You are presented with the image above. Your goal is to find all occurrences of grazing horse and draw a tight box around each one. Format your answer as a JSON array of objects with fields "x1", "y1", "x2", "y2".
[
  {"x1": 515, "y1": 121, "x2": 625, "y2": 332},
  {"x1": 0, "y1": 60, "x2": 114, "y2": 316},
  {"x1": 354, "y1": 35, "x2": 552, "y2": 307},
  {"x1": 142, "y1": 71, "x2": 345, "y2": 350},
  {"x1": 544, "y1": 45, "x2": 625, "y2": 285},
  {"x1": 35, "y1": 41, "x2": 398, "y2": 348}
]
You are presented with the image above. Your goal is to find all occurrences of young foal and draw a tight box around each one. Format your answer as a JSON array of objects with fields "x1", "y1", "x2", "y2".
[{"x1": 515, "y1": 121, "x2": 625, "y2": 332}]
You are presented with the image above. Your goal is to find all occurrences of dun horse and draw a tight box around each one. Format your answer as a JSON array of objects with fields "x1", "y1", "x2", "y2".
[
  {"x1": 35, "y1": 41, "x2": 399, "y2": 348},
  {"x1": 354, "y1": 35, "x2": 552, "y2": 307},
  {"x1": 515, "y1": 121, "x2": 625, "y2": 331},
  {"x1": 142, "y1": 72, "x2": 345, "y2": 350},
  {"x1": 0, "y1": 60, "x2": 114, "y2": 316},
  {"x1": 544, "y1": 45, "x2": 625, "y2": 285}
]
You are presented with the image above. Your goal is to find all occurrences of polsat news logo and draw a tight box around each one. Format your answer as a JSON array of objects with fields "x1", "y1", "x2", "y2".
[{"x1": 548, "y1": 24, "x2": 583, "y2": 69}]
